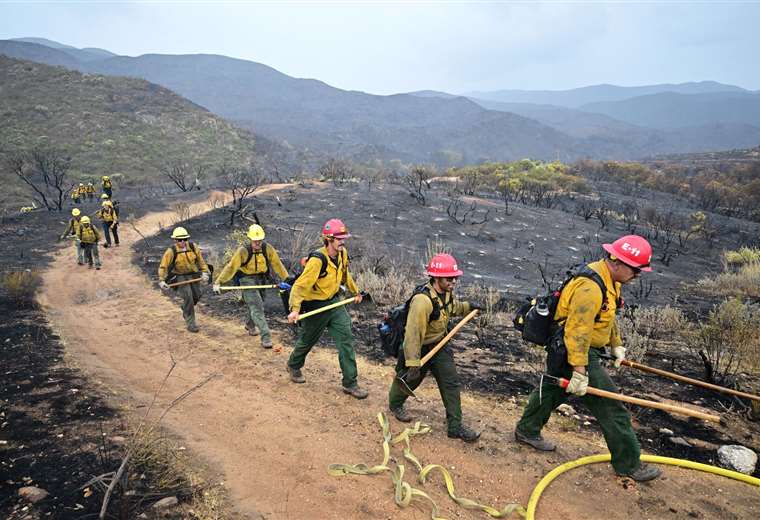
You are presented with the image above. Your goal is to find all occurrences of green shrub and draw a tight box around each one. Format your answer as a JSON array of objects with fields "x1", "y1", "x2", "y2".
[
  {"x1": 697, "y1": 261, "x2": 760, "y2": 299},
  {"x1": 723, "y1": 247, "x2": 760, "y2": 267}
]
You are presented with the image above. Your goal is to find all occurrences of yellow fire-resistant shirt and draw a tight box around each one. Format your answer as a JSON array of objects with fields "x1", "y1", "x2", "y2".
[
  {"x1": 215, "y1": 243, "x2": 289, "y2": 284},
  {"x1": 555, "y1": 259, "x2": 623, "y2": 367},
  {"x1": 288, "y1": 247, "x2": 359, "y2": 312},
  {"x1": 63, "y1": 217, "x2": 81, "y2": 236},
  {"x1": 77, "y1": 224, "x2": 100, "y2": 244},
  {"x1": 402, "y1": 283, "x2": 472, "y2": 367},
  {"x1": 97, "y1": 204, "x2": 117, "y2": 223},
  {"x1": 158, "y1": 242, "x2": 209, "y2": 281}
]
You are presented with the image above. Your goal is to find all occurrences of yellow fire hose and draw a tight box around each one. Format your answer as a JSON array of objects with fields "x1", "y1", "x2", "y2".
[{"x1": 330, "y1": 412, "x2": 760, "y2": 520}]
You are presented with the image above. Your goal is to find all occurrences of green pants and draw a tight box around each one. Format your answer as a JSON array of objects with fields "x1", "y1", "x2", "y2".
[
  {"x1": 174, "y1": 273, "x2": 202, "y2": 328},
  {"x1": 388, "y1": 344, "x2": 462, "y2": 433},
  {"x1": 287, "y1": 296, "x2": 357, "y2": 388},
  {"x1": 515, "y1": 347, "x2": 641, "y2": 475},
  {"x1": 239, "y1": 275, "x2": 271, "y2": 342}
]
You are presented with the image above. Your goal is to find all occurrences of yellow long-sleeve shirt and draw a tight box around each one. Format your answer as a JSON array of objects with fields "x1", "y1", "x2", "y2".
[
  {"x1": 97, "y1": 203, "x2": 118, "y2": 223},
  {"x1": 215, "y1": 243, "x2": 288, "y2": 284},
  {"x1": 77, "y1": 224, "x2": 100, "y2": 244},
  {"x1": 63, "y1": 217, "x2": 81, "y2": 236},
  {"x1": 402, "y1": 283, "x2": 471, "y2": 367},
  {"x1": 158, "y1": 242, "x2": 209, "y2": 281},
  {"x1": 555, "y1": 259, "x2": 623, "y2": 367},
  {"x1": 288, "y1": 247, "x2": 359, "y2": 312}
]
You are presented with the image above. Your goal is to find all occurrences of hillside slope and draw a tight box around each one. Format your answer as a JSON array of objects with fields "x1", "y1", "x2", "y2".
[{"x1": 0, "y1": 56, "x2": 255, "y2": 182}]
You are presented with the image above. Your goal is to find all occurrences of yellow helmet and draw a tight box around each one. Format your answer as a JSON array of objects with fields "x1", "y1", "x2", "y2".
[
  {"x1": 79, "y1": 182, "x2": 84, "y2": 186},
  {"x1": 88, "y1": 182, "x2": 93, "y2": 186},
  {"x1": 101, "y1": 193, "x2": 109, "y2": 199},
  {"x1": 246, "y1": 224, "x2": 265, "y2": 241},
  {"x1": 171, "y1": 226, "x2": 190, "y2": 240},
  {"x1": 80, "y1": 216, "x2": 91, "y2": 224},
  {"x1": 102, "y1": 175, "x2": 110, "y2": 180},
  {"x1": 72, "y1": 208, "x2": 81, "y2": 216},
  {"x1": 101, "y1": 200, "x2": 112, "y2": 207}
]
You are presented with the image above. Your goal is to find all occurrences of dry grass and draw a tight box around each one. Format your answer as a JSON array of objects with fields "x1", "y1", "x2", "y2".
[
  {"x1": 697, "y1": 260, "x2": 760, "y2": 299},
  {"x1": 722, "y1": 247, "x2": 760, "y2": 267},
  {"x1": 2, "y1": 270, "x2": 42, "y2": 307},
  {"x1": 618, "y1": 305, "x2": 690, "y2": 362}
]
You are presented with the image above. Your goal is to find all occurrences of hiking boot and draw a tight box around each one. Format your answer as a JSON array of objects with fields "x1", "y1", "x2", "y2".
[
  {"x1": 95, "y1": 266, "x2": 101, "y2": 270},
  {"x1": 261, "y1": 338, "x2": 273, "y2": 349},
  {"x1": 187, "y1": 324, "x2": 200, "y2": 333},
  {"x1": 342, "y1": 385, "x2": 369, "y2": 400},
  {"x1": 287, "y1": 364, "x2": 305, "y2": 384},
  {"x1": 514, "y1": 429, "x2": 556, "y2": 452},
  {"x1": 245, "y1": 320, "x2": 259, "y2": 336},
  {"x1": 390, "y1": 405, "x2": 413, "y2": 423},
  {"x1": 617, "y1": 463, "x2": 662, "y2": 482},
  {"x1": 448, "y1": 425, "x2": 481, "y2": 443}
]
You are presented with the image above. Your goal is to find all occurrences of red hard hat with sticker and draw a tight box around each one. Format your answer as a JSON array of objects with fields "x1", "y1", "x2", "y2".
[
  {"x1": 425, "y1": 253, "x2": 464, "y2": 277},
  {"x1": 602, "y1": 235, "x2": 653, "y2": 271},
  {"x1": 322, "y1": 218, "x2": 351, "y2": 239}
]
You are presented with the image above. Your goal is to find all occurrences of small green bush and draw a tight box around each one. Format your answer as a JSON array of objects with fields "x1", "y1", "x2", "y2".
[{"x1": 723, "y1": 247, "x2": 760, "y2": 267}]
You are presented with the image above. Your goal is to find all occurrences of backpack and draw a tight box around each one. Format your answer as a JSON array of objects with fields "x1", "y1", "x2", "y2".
[
  {"x1": 112, "y1": 200, "x2": 120, "y2": 218},
  {"x1": 377, "y1": 284, "x2": 450, "y2": 358},
  {"x1": 278, "y1": 250, "x2": 331, "y2": 314},
  {"x1": 513, "y1": 264, "x2": 621, "y2": 347}
]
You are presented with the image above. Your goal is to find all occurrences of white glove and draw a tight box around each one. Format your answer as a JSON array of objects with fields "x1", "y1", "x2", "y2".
[
  {"x1": 201, "y1": 272, "x2": 210, "y2": 283},
  {"x1": 212, "y1": 284, "x2": 221, "y2": 294},
  {"x1": 565, "y1": 371, "x2": 589, "y2": 396},
  {"x1": 612, "y1": 346, "x2": 627, "y2": 368},
  {"x1": 158, "y1": 281, "x2": 169, "y2": 290}
]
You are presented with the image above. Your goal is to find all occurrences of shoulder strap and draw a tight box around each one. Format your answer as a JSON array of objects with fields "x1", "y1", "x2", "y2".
[
  {"x1": 407, "y1": 285, "x2": 441, "y2": 322},
  {"x1": 567, "y1": 265, "x2": 611, "y2": 319},
  {"x1": 308, "y1": 251, "x2": 329, "y2": 278},
  {"x1": 242, "y1": 243, "x2": 254, "y2": 267}
]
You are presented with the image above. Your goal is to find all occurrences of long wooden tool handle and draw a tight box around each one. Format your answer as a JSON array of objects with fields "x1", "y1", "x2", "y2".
[
  {"x1": 559, "y1": 378, "x2": 721, "y2": 423},
  {"x1": 420, "y1": 309, "x2": 479, "y2": 367},
  {"x1": 167, "y1": 278, "x2": 203, "y2": 288},
  {"x1": 297, "y1": 296, "x2": 356, "y2": 321},
  {"x1": 219, "y1": 285, "x2": 278, "y2": 291},
  {"x1": 622, "y1": 360, "x2": 760, "y2": 403}
]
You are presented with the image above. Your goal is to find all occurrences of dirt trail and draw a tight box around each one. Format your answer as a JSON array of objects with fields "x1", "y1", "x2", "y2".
[{"x1": 38, "y1": 190, "x2": 758, "y2": 520}]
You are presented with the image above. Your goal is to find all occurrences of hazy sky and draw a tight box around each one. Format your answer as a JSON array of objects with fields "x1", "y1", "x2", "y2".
[{"x1": 1, "y1": 1, "x2": 759, "y2": 95}]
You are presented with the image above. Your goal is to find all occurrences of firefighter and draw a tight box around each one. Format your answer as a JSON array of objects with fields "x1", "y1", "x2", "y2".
[
  {"x1": 285, "y1": 218, "x2": 367, "y2": 399},
  {"x1": 387, "y1": 253, "x2": 483, "y2": 442},
  {"x1": 514, "y1": 235, "x2": 661, "y2": 482},
  {"x1": 158, "y1": 227, "x2": 210, "y2": 333},
  {"x1": 60, "y1": 208, "x2": 85, "y2": 265},
  {"x1": 213, "y1": 224, "x2": 289, "y2": 347},
  {"x1": 101, "y1": 175, "x2": 113, "y2": 198},
  {"x1": 77, "y1": 216, "x2": 101, "y2": 269},
  {"x1": 96, "y1": 197, "x2": 119, "y2": 247}
]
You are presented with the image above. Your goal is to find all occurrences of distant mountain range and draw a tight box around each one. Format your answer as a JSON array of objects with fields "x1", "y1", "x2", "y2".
[{"x1": 2, "y1": 37, "x2": 759, "y2": 164}]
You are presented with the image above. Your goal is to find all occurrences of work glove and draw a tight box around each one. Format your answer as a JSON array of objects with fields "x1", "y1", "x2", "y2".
[
  {"x1": 565, "y1": 371, "x2": 589, "y2": 396},
  {"x1": 201, "y1": 272, "x2": 210, "y2": 283},
  {"x1": 354, "y1": 292, "x2": 363, "y2": 304},
  {"x1": 287, "y1": 311, "x2": 299, "y2": 324},
  {"x1": 469, "y1": 301, "x2": 484, "y2": 311},
  {"x1": 278, "y1": 281, "x2": 292, "y2": 290},
  {"x1": 403, "y1": 366, "x2": 422, "y2": 382},
  {"x1": 158, "y1": 281, "x2": 169, "y2": 290},
  {"x1": 611, "y1": 346, "x2": 627, "y2": 369},
  {"x1": 212, "y1": 284, "x2": 221, "y2": 294}
]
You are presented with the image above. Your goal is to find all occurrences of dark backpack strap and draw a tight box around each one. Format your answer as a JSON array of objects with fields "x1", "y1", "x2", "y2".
[
  {"x1": 308, "y1": 251, "x2": 329, "y2": 279},
  {"x1": 573, "y1": 265, "x2": 610, "y2": 320},
  {"x1": 407, "y1": 285, "x2": 441, "y2": 323}
]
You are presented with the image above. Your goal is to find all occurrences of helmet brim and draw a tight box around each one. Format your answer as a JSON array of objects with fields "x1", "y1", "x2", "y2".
[
  {"x1": 327, "y1": 232, "x2": 352, "y2": 239},
  {"x1": 425, "y1": 269, "x2": 463, "y2": 277}
]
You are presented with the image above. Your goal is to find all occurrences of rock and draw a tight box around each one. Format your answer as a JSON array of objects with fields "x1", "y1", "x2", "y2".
[
  {"x1": 717, "y1": 445, "x2": 757, "y2": 474},
  {"x1": 109, "y1": 436, "x2": 127, "y2": 444},
  {"x1": 684, "y1": 438, "x2": 718, "y2": 451},
  {"x1": 152, "y1": 496, "x2": 179, "y2": 509},
  {"x1": 669, "y1": 437, "x2": 692, "y2": 448},
  {"x1": 659, "y1": 428, "x2": 674, "y2": 436},
  {"x1": 18, "y1": 486, "x2": 49, "y2": 503},
  {"x1": 557, "y1": 404, "x2": 576, "y2": 416}
]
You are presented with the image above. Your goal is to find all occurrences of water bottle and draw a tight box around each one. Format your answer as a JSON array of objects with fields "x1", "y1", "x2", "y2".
[
  {"x1": 379, "y1": 323, "x2": 391, "y2": 335},
  {"x1": 535, "y1": 300, "x2": 550, "y2": 317}
]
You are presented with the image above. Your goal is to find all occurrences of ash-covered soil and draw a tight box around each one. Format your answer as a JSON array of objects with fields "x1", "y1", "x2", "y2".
[{"x1": 132, "y1": 181, "x2": 760, "y2": 477}]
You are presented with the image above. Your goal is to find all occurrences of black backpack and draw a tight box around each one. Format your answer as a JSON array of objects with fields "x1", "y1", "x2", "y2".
[
  {"x1": 377, "y1": 284, "x2": 450, "y2": 358},
  {"x1": 513, "y1": 264, "x2": 620, "y2": 346},
  {"x1": 278, "y1": 251, "x2": 331, "y2": 314}
]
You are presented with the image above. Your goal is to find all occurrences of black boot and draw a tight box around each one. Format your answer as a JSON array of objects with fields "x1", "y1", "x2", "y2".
[{"x1": 448, "y1": 425, "x2": 480, "y2": 443}]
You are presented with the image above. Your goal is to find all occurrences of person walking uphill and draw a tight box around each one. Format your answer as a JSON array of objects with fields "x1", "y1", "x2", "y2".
[
  {"x1": 514, "y1": 235, "x2": 662, "y2": 482},
  {"x1": 213, "y1": 224, "x2": 289, "y2": 348},
  {"x1": 158, "y1": 227, "x2": 210, "y2": 333},
  {"x1": 388, "y1": 253, "x2": 483, "y2": 442},
  {"x1": 97, "y1": 196, "x2": 119, "y2": 247},
  {"x1": 76, "y1": 216, "x2": 101, "y2": 270},
  {"x1": 101, "y1": 175, "x2": 113, "y2": 198},
  {"x1": 61, "y1": 208, "x2": 85, "y2": 265},
  {"x1": 285, "y1": 218, "x2": 368, "y2": 399}
]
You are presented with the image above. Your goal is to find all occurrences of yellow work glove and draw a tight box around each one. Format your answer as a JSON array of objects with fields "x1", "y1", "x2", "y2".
[
  {"x1": 611, "y1": 346, "x2": 626, "y2": 368},
  {"x1": 565, "y1": 371, "x2": 589, "y2": 396},
  {"x1": 158, "y1": 281, "x2": 169, "y2": 290},
  {"x1": 201, "y1": 272, "x2": 210, "y2": 283},
  {"x1": 212, "y1": 284, "x2": 221, "y2": 294}
]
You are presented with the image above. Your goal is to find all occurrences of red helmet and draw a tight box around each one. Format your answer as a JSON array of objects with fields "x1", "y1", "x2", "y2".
[
  {"x1": 602, "y1": 235, "x2": 653, "y2": 272},
  {"x1": 425, "y1": 253, "x2": 463, "y2": 277},
  {"x1": 322, "y1": 218, "x2": 351, "y2": 239}
]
